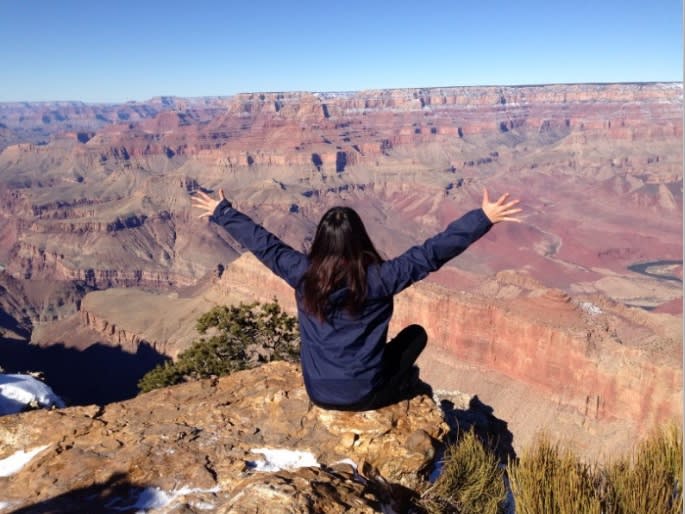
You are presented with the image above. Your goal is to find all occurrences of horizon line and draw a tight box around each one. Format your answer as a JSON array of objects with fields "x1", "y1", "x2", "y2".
[{"x1": 0, "y1": 80, "x2": 681, "y2": 106}]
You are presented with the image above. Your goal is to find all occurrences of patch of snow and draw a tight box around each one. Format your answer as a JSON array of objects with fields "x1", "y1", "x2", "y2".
[
  {"x1": 248, "y1": 448, "x2": 319, "y2": 472},
  {"x1": 331, "y1": 457, "x2": 358, "y2": 469},
  {"x1": 106, "y1": 485, "x2": 220, "y2": 512},
  {"x1": 0, "y1": 374, "x2": 65, "y2": 416},
  {"x1": 172, "y1": 485, "x2": 220, "y2": 497},
  {"x1": 331, "y1": 457, "x2": 368, "y2": 485},
  {"x1": 121, "y1": 487, "x2": 170, "y2": 511},
  {"x1": 0, "y1": 445, "x2": 50, "y2": 477},
  {"x1": 580, "y1": 302, "x2": 603, "y2": 315},
  {"x1": 192, "y1": 500, "x2": 216, "y2": 510}
]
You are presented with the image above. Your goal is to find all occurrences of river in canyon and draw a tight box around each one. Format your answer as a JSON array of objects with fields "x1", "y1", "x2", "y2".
[{"x1": 627, "y1": 259, "x2": 682, "y2": 283}]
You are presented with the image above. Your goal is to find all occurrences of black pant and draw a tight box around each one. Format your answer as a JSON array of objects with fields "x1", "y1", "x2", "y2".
[{"x1": 315, "y1": 324, "x2": 428, "y2": 411}]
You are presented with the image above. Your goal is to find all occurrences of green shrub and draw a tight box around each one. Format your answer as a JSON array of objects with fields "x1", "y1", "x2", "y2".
[
  {"x1": 421, "y1": 429, "x2": 506, "y2": 514},
  {"x1": 136, "y1": 360, "x2": 186, "y2": 394},
  {"x1": 138, "y1": 300, "x2": 299, "y2": 393}
]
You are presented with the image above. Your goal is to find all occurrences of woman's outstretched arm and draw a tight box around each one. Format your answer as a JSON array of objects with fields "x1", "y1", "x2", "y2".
[
  {"x1": 377, "y1": 189, "x2": 522, "y2": 295},
  {"x1": 192, "y1": 189, "x2": 307, "y2": 288}
]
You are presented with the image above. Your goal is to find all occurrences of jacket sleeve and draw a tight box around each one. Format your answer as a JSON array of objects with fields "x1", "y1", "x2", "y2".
[
  {"x1": 378, "y1": 208, "x2": 492, "y2": 295},
  {"x1": 211, "y1": 199, "x2": 307, "y2": 288}
]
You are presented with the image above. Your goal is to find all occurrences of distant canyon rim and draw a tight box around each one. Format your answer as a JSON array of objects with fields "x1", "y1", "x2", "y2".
[{"x1": 0, "y1": 82, "x2": 682, "y2": 457}]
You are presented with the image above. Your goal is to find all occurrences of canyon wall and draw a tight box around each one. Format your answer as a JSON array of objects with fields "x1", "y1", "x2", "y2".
[
  {"x1": 30, "y1": 83, "x2": 681, "y2": 176},
  {"x1": 215, "y1": 254, "x2": 682, "y2": 435}
]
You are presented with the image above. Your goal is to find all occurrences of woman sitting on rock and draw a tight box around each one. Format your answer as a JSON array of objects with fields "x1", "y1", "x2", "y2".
[{"x1": 192, "y1": 189, "x2": 521, "y2": 410}]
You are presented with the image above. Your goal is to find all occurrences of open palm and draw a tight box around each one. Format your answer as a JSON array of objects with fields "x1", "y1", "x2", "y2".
[
  {"x1": 481, "y1": 189, "x2": 522, "y2": 224},
  {"x1": 191, "y1": 189, "x2": 226, "y2": 219}
]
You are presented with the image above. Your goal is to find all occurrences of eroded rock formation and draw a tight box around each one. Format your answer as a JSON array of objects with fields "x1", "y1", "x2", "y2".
[{"x1": 0, "y1": 361, "x2": 450, "y2": 512}]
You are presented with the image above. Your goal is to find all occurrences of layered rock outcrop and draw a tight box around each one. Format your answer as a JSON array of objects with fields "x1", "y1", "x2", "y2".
[
  {"x1": 54, "y1": 83, "x2": 682, "y2": 176},
  {"x1": 78, "y1": 286, "x2": 222, "y2": 357},
  {"x1": 0, "y1": 361, "x2": 450, "y2": 512},
  {"x1": 79, "y1": 308, "x2": 155, "y2": 355},
  {"x1": 0, "y1": 97, "x2": 204, "y2": 151}
]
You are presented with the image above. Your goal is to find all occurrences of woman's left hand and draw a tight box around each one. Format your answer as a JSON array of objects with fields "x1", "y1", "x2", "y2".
[
  {"x1": 191, "y1": 189, "x2": 226, "y2": 219},
  {"x1": 481, "y1": 189, "x2": 522, "y2": 224}
]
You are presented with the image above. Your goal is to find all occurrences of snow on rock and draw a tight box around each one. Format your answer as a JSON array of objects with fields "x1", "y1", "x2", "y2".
[
  {"x1": 0, "y1": 445, "x2": 50, "y2": 478},
  {"x1": 248, "y1": 448, "x2": 320, "y2": 472},
  {"x1": 0, "y1": 374, "x2": 65, "y2": 416},
  {"x1": 106, "y1": 485, "x2": 220, "y2": 512},
  {"x1": 191, "y1": 499, "x2": 216, "y2": 511},
  {"x1": 579, "y1": 302, "x2": 603, "y2": 316}
]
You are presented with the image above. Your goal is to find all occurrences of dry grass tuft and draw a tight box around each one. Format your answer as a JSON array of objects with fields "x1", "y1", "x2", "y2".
[
  {"x1": 508, "y1": 435, "x2": 603, "y2": 514},
  {"x1": 605, "y1": 424, "x2": 683, "y2": 514},
  {"x1": 508, "y1": 424, "x2": 683, "y2": 514},
  {"x1": 421, "y1": 428, "x2": 506, "y2": 514}
]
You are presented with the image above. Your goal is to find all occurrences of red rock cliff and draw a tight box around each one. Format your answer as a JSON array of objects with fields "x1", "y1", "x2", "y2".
[{"x1": 216, "y1": 254, "x2": 682, "y2": 434}]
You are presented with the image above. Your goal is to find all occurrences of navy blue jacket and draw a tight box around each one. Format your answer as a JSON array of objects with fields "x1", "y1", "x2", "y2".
[{"x1": 212, "y1": 200, "x2": 492, "y2": 406}]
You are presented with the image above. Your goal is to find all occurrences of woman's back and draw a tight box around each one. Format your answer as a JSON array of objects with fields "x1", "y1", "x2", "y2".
[{"x1": 208, "y1": 200, "x2": 493, "y2": 406}]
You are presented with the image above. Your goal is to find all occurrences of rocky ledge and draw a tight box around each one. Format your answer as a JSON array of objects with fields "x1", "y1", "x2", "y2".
[{"x1": 0, "y1": 361, "x2": 459, "y2": 513}]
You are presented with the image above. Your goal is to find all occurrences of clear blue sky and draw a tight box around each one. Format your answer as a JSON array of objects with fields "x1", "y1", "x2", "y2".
[{"x1": 1, "y1": 0, "x2": 682, "y2": 102}]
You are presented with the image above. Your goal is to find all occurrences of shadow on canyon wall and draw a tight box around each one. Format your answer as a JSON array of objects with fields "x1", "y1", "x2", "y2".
[
  {"x1": 0, "y1": 337, "x2": 168, "y2": 406},
  {"x1": 0, "y1": 309, "x2": 31, "y2": 340}
]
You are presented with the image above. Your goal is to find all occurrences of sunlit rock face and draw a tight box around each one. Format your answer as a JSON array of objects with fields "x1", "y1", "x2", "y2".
[{"x1": 0, "y1": 361, "x2": 449, "y2": 512}]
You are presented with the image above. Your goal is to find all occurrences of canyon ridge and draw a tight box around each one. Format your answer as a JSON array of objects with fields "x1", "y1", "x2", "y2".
[{"x1": 0, "y1": 82, "x2": 682, "y2": 457}]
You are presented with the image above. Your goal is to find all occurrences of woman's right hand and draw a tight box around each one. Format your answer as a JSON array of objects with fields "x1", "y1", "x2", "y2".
[
  {"x1": 191, "y1": 189, "x2": 226, "y2": 219},
  {"x1": 481, "y1": 189, "x2": 522, "y2": 224}
]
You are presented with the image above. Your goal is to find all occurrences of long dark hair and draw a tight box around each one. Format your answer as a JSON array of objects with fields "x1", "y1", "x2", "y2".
[{"x1": 302, "y1": 206, "x2": 383, "y2": 320}]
